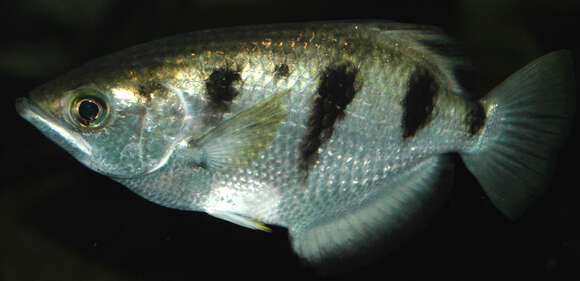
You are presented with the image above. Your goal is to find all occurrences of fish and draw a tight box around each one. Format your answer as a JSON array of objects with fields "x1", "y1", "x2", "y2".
[{"x1": 15, "y1": 21, "x2": 575, "y2": 272}]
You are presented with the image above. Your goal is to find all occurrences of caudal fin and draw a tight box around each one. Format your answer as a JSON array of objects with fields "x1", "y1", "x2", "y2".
[{"x1": 461, "y1": 50, "x2": 575, "y2": 219}]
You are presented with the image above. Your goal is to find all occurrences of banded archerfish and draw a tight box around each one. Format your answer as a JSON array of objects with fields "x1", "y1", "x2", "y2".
[{"x1": 16, "y1": 21, "x2": 575, "y2": 272}]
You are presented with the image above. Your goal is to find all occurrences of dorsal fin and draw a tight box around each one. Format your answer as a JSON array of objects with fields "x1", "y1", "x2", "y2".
[{"x1": 374, "y1": 22, "x2": 479, "y2": 98}]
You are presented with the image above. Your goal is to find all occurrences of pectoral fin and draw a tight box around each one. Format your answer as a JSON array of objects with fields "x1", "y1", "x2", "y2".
[{"x1": 190, "y1": 90, "x2": 289, "y2": 171}]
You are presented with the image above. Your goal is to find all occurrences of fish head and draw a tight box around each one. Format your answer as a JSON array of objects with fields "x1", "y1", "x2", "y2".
[{"x1": 16, "y1": 67, "x2": 190, "y2": 179}]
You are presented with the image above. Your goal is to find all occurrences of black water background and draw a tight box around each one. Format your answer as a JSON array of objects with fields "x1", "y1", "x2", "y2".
[{"x1": 1, "y1": 1, "x2": 579, "y2": 280}]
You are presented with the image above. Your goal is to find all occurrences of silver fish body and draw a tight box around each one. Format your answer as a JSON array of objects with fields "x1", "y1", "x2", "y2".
[{"x1": 16, "y1": 21, "x2": 575, "y2": 271}]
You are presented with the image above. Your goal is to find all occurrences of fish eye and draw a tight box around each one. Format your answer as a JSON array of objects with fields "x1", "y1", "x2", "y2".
[{"x1": 70, "y1": 93, "x2": 109, "y2": 128}]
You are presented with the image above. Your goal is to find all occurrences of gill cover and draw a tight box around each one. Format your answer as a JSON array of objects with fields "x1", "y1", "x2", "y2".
[
  {"x1": 83, "y1": 85, "x2": 193, "y2": 178},
  {"x1": 22, "y1": 84, "x2": 192, "y2": 179}
]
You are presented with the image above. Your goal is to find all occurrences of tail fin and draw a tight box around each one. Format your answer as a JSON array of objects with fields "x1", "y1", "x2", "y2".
[{"x1": 461, "y1": 50, "x2": 575, "y2": 219}]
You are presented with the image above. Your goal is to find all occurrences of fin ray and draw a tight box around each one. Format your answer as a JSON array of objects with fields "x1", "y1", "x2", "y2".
[
  {"x1": 460, "y1": 50, "x2": 575, "y2": 219},
  {"x1": 207, "y1": 210, "x2": 272, "y2": 232},
  {"x1": 376, "y1": 22, "x2": 478, "y2": 98},
  {"x1": 289, "y1": 156, "x2": 454, "y2": 274},
  {"x1": 190, "y1": 90, "x2": 290, "y2": 171}
]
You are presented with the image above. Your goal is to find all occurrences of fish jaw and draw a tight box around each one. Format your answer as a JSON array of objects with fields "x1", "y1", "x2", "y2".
[{"x1": 16, "y1": 97, "x2": 93, "y2": 161}]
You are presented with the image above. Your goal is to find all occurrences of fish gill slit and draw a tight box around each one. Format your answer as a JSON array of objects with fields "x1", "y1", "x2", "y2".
[
  {"x1": 205, "y1": 67, "x2": 242, "y2": 113},
  {"x1": 401, "y1": 67, "x2": 438, "y2": 139},
  {"x1": 299, "y1": 62, "x2": 358, "y2": 174}
]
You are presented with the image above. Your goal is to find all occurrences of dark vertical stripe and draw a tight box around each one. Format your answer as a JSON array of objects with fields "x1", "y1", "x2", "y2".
[
  {"x1": 137, "y1": 82, "x2": 162, "y2": 102},
  {"x1": 465, "y1": 101, "x2": 486, "y2": 136},
  {"x1": 205, "y1": 68, "x2": 241, "y2": 112},
  {"x1": 300, "y1": 63, "x2": 358, "y2": 173},
  {"x1": 401, "y1": 68, "x2": 438, "y2": 139},
  {"x1": 274, "y1": 64, "x2": 290, "y2": 78}
]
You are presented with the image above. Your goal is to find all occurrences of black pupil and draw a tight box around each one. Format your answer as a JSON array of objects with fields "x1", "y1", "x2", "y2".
[{"x1": 78, "y1": 99, "x2": 100, "y2": 122}]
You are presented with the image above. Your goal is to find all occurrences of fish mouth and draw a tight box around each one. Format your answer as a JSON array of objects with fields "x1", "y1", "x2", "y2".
[{"x1": 16, "y1": 97, "x2": 93, "y2": 159}]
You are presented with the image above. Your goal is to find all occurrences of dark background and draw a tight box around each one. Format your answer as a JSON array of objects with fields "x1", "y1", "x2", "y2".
[{"x1": 1, "y1": 0, "x2": 579, "y2": 280}]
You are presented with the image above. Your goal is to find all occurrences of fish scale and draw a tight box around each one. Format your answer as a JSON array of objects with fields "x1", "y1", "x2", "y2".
[{"x1": 16, "y1": 21, "x2": 575, "y2": 273}]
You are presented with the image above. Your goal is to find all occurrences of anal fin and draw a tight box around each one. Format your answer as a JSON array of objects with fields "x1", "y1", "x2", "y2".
[{"x1": 289, "y1": 155, "x2": 454, "y2": 274}]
